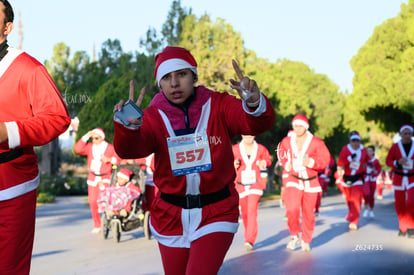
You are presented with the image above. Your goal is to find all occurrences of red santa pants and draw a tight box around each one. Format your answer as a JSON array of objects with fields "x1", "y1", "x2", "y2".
[
  {"x1": 88, "y1": 185, "x2": 103, "y2": 228},
  {"x1": 0, "y1": 190, "x2": 36, "y2": 275},
  {"x1": 394, "y1": 188, "x2": 414, "y2": 232},
  {"x1": 239, "y1": 194, "x2": 261, "y2": 245},
  {"x1": 377, "y1": 180, "x2": 384, "y2": 197},
  {"x1": 284, "y1": 187, "x2": 318, "y2": 243},
  {"x1": 363, "y1": 181, "x2": 376, "y2": 209},
  {"x1": 158, "y1": 232, "x2": 234, "y2": 275},
  {"x1": 343, "y1": 184, "x2": 363, "y2": 225}
]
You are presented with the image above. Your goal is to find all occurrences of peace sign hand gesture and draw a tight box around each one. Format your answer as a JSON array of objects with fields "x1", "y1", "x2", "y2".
[
  {"x1": 229, "y1": 60, "x2": 261, "y2": 106},
  {"x1": 114, "y1": 80, "x2": 146, "y2": 126}
]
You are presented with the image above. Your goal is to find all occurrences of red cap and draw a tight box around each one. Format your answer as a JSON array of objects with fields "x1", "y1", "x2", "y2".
[
  {"x1": 292, "y1": 114, "x2": 309, "y2": 130},
  {"x1": 117, "y1": 168, "x2": 133, "y2": 180},
  {"x1": 154, "y1": 46, "x2": 197, "y2": 86}
]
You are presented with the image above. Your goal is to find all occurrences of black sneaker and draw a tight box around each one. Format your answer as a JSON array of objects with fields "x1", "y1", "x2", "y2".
[
  {"x1": 398, "y1": 230, "x2": 407, "y2": 237},
  {"x1": 407, "y1": 229, "x2": 414, "y2": 238}
]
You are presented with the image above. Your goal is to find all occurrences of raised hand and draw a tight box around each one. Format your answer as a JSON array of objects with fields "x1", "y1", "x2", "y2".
[{"x1": 229, "y1": 60, "x2": 260, "y2": 105}]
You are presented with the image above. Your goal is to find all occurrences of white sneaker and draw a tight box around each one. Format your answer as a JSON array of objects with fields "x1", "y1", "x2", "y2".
[
  {"x1": 286, "y1": 235, "x2": 300, "y2": 250},
  {"x1": 369, "y1": 211, "x2": 375, "y2": 218},
  {"x1": 91, "y1": 227, "x2": 101, "y2": 234},
  {"x1": 244, "y1": 242, "x2": 254, "y2": 251},
  {"x1": 362, "y1": 209, "x2": 369, "y2": 218},
  {"x1": 301, "y1": 241, "x2": 311, "y2": 252}
]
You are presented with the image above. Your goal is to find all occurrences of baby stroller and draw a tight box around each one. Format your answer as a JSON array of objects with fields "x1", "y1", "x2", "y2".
[{"x1": 98, "y1": 164, "x2": 151, "y2": 243}]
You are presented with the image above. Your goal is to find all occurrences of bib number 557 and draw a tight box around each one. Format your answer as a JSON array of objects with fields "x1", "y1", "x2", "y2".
[{"x1": 176, "y1": 148, "x2": 204, "y2": 164}]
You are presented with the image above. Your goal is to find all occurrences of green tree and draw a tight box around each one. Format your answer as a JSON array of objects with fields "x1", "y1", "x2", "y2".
[{"x1": 350, "y1": 0, "x2": 414, "y2": 133}]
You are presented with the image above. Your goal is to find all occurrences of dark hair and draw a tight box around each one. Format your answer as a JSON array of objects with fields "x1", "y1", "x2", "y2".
[
  {"x1": 0, "y1": 0, "x2": 14, "y2": 23},
  {"x1": 367, "y1": 145, "x2": 375, "y2": 152}
]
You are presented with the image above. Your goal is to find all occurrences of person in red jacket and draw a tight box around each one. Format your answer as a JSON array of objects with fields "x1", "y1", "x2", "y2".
[
  {"x1": 0, "y1": 1, "x2": 70, "y2": 273},
  {"x1": 386, "y1": 124, "x2": 414, "y2": 237},
  {"x1": 74, "y1": 128, "x2": 119, "y2": 233},
  {"x1": 278, "y1": 114, "x2": 330, "y2": 252},
  {"x1": 113, "y1": 46, "x2": 275, "y2": 274},
  {"x1": 232, "y1": 135, "x2": 271, "y2": 251},
  {"x1": 362, "y1": 145, "x2": 382, "y2": 218},
  {"x1": 337, "y1": 131, "x2": 370, "y2": 231}
]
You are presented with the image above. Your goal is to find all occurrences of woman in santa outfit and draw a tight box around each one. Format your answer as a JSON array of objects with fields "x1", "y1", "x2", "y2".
[
  {"x1": 362, "y1": 145, "x2": 382, "y2": 218},
  {"x1": 113, "y1": 46, "x2": 275, "y2": 274},
  {"x1": 376, "y1": 170, "x2": 385, "y2": 200},
  {"x1": 232, "y1": 135, "x2": 271, "y2": 251},
  {"x1": 386, "y1": 125, "x2": 414, "y2": 237},
  {"x1": 337, "y1": 131, "x2": 370, "y2": 230},
  {"x1": 278, "y1": 114, "x2": 330, "y2": 252},
  {"x1": 74, "y1": 128, "x2": 119, "y2": 233}
]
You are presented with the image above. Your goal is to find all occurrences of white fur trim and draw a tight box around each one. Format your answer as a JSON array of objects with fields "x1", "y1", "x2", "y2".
[{"x1": 292, "y1": 119, "x2": 309, "y2": 129}]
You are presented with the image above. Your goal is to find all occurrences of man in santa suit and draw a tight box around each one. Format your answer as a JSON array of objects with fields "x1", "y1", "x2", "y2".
[
  {"x1": 232, "y1": 135, "x2": 271, "y2": 251},
  {"x1": 337, "y1": 131, "x2": 369, "y2": 231},
  {"x1": 278, "y1": 114, "x2": 330, "y2": 252},
  {"x1": 0, "y1": 1, "x2": 70, "y2": 273},
  {"x1": 386, "y1": 125, "x2": 414, "y2": 237},
  {"x1": 74, "y1": 128, "x2": 119, "y2": 233}
]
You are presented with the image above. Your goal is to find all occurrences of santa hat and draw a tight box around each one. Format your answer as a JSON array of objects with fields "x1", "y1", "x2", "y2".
[
  {"x1": 349, "y1": 131, "x2": 361, "y2": 141},
  {"x1": 117, "y1": 168, "x2": 133, "y2": 181},
  {"x1": 399, "y1": 124, "x2": 413, "y2": 133},
  {"x1": 91, "y1": 128, "x2": 105, "y2": 139},
  {"x1": 154, "y1": 46, "x2": 198, "y2": 87},
  {"x1": 292, "y1": 114, "x2": 309, "y2": 130}
]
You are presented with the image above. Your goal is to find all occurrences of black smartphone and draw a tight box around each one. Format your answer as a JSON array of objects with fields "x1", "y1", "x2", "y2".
[{"x1": 114, "y1": 100, "x2": 144, "y2": 126}]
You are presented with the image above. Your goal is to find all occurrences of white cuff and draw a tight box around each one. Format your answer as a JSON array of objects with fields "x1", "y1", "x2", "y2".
[
  {"x1": 5, "y1": 121, "x2": 20, "y2": 149},
  {"x1": 307, "y1": 158, "x2": 315, "y2": 168},
  {"x1": 242, "y1": 93, "x2": 266, "y2": 117}
]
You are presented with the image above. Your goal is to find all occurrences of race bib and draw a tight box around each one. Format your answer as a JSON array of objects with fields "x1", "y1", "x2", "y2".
[
  {"x1": 90, "y1": 159, "x2": 102, "y2": 173},
  {"x1": 167, "y1": 132, "x2": 212, "y2": 176},
  {"x1": 350, "y1": 161, "x2": 360, "y2": 170},
  {"x1": 241, "y1": 170, "x2": 257, "y2": 185},
  {"x1": 403, "y1": 159, "x2": 413, "y2": 170},
  {"x1": 292, "y1": 157, "x2": 306, "y2": 173}
]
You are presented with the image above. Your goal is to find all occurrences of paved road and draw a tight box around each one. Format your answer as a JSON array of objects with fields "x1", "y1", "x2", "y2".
[{"x1": 31, "y1": 190, "x2": 414, "y2": 275}]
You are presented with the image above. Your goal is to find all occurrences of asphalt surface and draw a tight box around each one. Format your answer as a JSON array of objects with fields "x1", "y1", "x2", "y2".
[{"x1": 31, "y1": 190, "x2": 414, "y2": 275}]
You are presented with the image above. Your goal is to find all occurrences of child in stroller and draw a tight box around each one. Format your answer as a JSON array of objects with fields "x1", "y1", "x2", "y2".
[{"x1": 98, "y1": 165, "x2": 150, "y2": 242}]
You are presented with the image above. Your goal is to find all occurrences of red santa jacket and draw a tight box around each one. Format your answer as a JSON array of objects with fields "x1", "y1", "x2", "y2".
[
  {"x1": 337, "y1": 144, "x2": 369, "y2": 186},
  {"x1": 364, "y1": 156, "x2": 382, "y2": 183},
  {"x1": 0, "y1": 48, "x2": 70, "y2": 200},
  {"x1": 386, "y1": 141, "x2": 414, "y2": 190},
  {"x1": 74, "y1": 137, "x2": 119, "y2": 186},
  {"x1": 232, "y1": 141, "x2": 271, "y2": 197},
  {"x1": 113, "y1": 85, "x2": 275, "y2": 247},
  {"x1": 278, "y1": 132, "x2": 331, "y2": 193}
]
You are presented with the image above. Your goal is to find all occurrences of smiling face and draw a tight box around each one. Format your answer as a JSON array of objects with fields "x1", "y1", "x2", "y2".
[
  {"x1": 159, "y1": 69, "x2": 196, "y2": 107},
  {"x1": 400, "y1": 129, "x2": 413, "y2": 144},
  {"x1": 293, "y1": 124, "x2": 307, "y2": 137}
]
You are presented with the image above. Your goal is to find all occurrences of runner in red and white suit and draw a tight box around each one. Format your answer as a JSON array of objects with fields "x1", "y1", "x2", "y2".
[
  {"x1": 0, "y1": 1, "x2": 70, "y2": 272},
  {"x1": 386, "y1": 125, "x2": 414, "y2": 238},
  {"x1": 362, "y1": 145, "x2": 382, "y2": 218},
  {"x1": 74, "y1": 128, "x2": 119, "y2": 232},
  {"x1": 113, "y1": 46, "x2": 275, "y2": 274},
  {"x1": 278, "y1": 114, "x2": 330, "y2": 252},
  {"x1": 232, "y1": 135, "x2": 271, "y2": 250},
  {"x1": 337, "y1": 131, "x2": 369, "y2": 231}
]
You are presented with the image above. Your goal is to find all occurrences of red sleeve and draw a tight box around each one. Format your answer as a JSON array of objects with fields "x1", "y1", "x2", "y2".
[
  {"x1": 73, "y1": 139, "x2": 90, "y2": 156},
  {"x1": 17, "y1": 58, "x2": 70, "y2": 146},
  {"x1": 337, "y1": 146, "x2": 349, "y2": 168}
]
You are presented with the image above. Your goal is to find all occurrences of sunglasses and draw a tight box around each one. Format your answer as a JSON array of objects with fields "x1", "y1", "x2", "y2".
[{"x1": 92, "y1": 137, "x2": 101, "y2": 140}]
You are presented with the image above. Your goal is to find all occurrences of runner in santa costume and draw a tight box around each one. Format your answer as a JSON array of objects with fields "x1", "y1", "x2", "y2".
[
  {"x1": 386, "y1": 125, "x2": 414, "y2": 237},
  {"x1": 113, "y1": 46, "x2": 275, "y2": 274},
  {"x1": 232, "y1": 135, "x2": 271, "y2": 251},
  {"x1": 337, "y1": 131, "x2": 369, "y2": 231},
  {"x1": 0, "y1": 1, "x2": 70, "y2": 273},
  {"x1": 74, "y1": 128, "x2": 119, "y2": 233},
  {"x1": 362, "y1": 145, "x2": 382, "y2": 218},
  {"x1": 376, "y1": 170, "x2": 385, "y2": 200},
  {"x1": 278, "y1": 114, "x2": 330, "y2": 252}
]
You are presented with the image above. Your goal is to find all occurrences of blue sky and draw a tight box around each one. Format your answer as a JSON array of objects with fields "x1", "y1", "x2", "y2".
[{"x1": 7, "y1": 0, "x2": 407, "y2": 92}]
